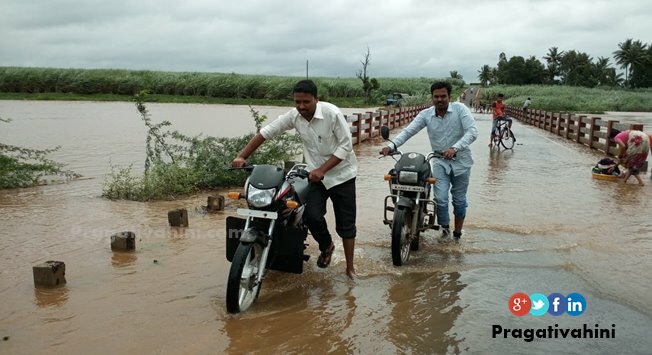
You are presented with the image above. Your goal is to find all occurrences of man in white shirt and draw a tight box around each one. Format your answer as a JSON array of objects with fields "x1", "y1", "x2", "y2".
[
  {"x1": 522, "y1": 97, "x2": 531, "y2": 113},
  {"x1": 232, "y1": 80, "x2": 358, "y2": 278}
]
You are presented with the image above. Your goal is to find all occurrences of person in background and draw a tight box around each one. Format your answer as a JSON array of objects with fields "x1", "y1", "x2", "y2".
[
  {"x1": 489, "y1": 93, "x2": 513, "y2": 147},
  {"x1": 381, "y1": 81, "x2": 478, "y2": 241},
  {"x1": 522, "y1": 97, "x2": 531, "y2": 113},
  {"x1": 232, "y1": 79, "x2": 358, "y2": 278},
  {"x1": 610, "y1": 129, "x2": 651, "y2": 186}
]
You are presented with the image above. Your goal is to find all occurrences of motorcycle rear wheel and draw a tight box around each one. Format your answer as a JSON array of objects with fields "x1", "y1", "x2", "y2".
[
  {"x1": 226, "y1": 242, "x2": 263, "y2": 313},
  {"x1": 391, "y1": 208, "x2": 412, "y2": 266}
]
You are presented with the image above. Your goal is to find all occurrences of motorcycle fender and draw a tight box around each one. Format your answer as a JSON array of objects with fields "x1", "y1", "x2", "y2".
[
  {"x1": 240, "y1": 229, "x2": 269, "y2": 247},
  {"x1": 396, "y1": 197, "x2": 416, "y2": 209}
]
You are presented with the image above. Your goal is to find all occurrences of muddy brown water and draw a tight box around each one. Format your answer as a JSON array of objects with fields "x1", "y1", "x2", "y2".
[{"x1": 1, "y1": 100, "x2": 651, "y2": 354}]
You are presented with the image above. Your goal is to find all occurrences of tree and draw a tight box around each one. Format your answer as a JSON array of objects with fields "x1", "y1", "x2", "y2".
[
  {"x1": 356, "y1": 47, "x2": 380, "y2": 103},
  {"x1": 496, "y1": 52, "x2": 509, "y2": 84},
  {"x1": 543, "y1": 47, "x2": 565, "y2": 84},
  {"x1": 490, "y1": 67, "x2": 499, "y2": 85},
  {"x1": 613, "y1": 39, "x2": 648, "y2": 87},
  {"x1": 477, "y1": 65, "x2": 492, "y2": 86},
  {"x1": 559, "y1": 50, "x2": 597, "y2": 87},
  {"x1": 449, "y1": 71, "x2": 463, "y2": 80},
  {"x1": 629, "y1": 44, "x2": 652, "y2": 88},
  {"x1": 504, "y1": 56, "x2": 527, "y2": 84},
  {"x1": 593, "y1": 57, "x2": 618, "y2": 86},
  {"x1": 524, "y1": 56, "x2": 546, "y2": 84}
]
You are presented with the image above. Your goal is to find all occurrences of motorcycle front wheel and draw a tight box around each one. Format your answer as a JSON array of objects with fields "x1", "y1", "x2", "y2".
[
  {"x1": 411, "y1": 207, "x2": 424, "y2": 251},
  {"x1": 226, "y1": 242, "x2": 264, "y2": 313},
  {"x1": 391, "y1": 207, "x2": 412, "y2": 266}
]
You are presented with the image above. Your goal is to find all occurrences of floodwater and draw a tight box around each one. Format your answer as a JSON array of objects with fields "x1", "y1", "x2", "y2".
[{"x1": 1, "y1": 100, "x2": 651, "y2": 354}]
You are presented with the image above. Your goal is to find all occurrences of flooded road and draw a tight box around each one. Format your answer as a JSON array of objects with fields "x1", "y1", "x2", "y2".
[{"x1": 1, "y1": 100, "x2": 651, "y2": 354}]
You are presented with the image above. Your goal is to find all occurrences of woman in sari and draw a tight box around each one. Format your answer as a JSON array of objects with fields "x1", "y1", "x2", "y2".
[{"x1": 612, "y1": 129, "x2": 651, "y2": 186}]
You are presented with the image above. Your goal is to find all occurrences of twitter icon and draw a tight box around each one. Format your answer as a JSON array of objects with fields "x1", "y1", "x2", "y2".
[{"x1": 529, "y1": 293, "x2": 549, "y2": 316}]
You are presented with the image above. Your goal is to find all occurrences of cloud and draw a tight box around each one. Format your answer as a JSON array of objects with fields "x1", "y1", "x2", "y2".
[{"x1": 1, "y1": 0, "x2": 650, "y2": 82}]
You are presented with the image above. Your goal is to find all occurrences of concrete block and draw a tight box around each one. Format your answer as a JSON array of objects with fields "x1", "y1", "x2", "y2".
[
  {"x1": 207, "y1": 195, "x2": 225, "y2": 212},
  {"x1": 168, "y1": 208, "x2": 188, "y2": 227},
  {"x1": 33, "y1": 261, "x2": 66, "y2": 287},
  {"x1": 111, "y1": 231, "x2": 136, "y2": 250}
]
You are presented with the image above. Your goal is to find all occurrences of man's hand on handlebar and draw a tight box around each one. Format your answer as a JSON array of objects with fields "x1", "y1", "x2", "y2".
[
  {"x1": 308, "y1": 168, "x2": 325, "y2": 183},
  {"x1": 443, "y1": 148, "x2": 457, "y2": 160},
  {"x1": 380, "y1": 146, "x2": 393, "y2": 157},
  {"x1": 231, "y1": 156, "x2": 246, "y2": 168}
]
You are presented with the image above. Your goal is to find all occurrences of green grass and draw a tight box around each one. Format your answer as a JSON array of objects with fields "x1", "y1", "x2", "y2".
[
  {"x1": 0, "y1": 66, "x2": 463, "y2": 107},
  {"x1": 8, "y1": 66, "x2": 649, "y2": 113},
  {"x1": 476, "y1": 85, "x2": 652, "y2": 113},
  {"x1": 0, "y1": 91, "x2": 394, "y2": 108}
]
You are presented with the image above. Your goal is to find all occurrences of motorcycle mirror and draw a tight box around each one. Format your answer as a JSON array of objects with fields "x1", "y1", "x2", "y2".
[{"x1": 380, "y1": 125, "x2": 390, "y2": 140}]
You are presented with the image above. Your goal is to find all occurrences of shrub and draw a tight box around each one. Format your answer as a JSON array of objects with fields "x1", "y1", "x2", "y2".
[
  {"x1": 0, "y1": 117, "x2": 79, "y2": 189},
  {"x1": 102, "y1": 93, "x2": 302, "y2": 201}
]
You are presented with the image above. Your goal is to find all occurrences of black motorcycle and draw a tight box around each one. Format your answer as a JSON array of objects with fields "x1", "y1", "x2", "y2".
[
  {"x1": 380, "y1": 126, "x2": 439, "y2": 266},
  {"x1": 225, "y1": 163, "x2": 310, "y2": 313}
]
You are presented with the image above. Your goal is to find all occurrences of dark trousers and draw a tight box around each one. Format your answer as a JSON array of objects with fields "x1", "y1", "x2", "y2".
[{"x1": 303, "y1": 177, "x2": 357, "y2": 253}]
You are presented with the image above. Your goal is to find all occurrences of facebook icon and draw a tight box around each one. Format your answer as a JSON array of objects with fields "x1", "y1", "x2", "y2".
[{"x1": 547, "y1": 293, "x2": 567, "y2": 316}]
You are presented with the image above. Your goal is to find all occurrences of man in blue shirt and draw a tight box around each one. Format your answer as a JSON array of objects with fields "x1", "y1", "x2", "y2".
[{"x1": 382, "y1": 81, "x2": 478, "y2": 240}]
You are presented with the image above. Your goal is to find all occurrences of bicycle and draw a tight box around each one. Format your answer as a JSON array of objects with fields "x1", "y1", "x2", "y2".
[{"x1": 493, "y1": 117, "x2": 515, "y2": 149}]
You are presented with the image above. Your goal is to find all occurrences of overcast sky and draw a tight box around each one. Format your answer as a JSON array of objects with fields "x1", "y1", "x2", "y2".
[{"x1": 1, "y1": 0, "x2": 650, "y2": 82}]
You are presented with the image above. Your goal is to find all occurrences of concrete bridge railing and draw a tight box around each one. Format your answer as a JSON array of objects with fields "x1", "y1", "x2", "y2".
[
  {"x1": 345, "y1": 105, "x2": 430, "y2": 145},
  {"x1": 506, "y1": 106, "x2": 646, "y2": 158},
  {"x1": 346, "y1": 103, "x2": 648, "y2": 163}
]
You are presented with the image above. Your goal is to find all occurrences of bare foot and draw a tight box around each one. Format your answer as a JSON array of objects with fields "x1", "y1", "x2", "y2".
[{"x1": 346, "y1": 268, "x2": 356, "y2": 279}]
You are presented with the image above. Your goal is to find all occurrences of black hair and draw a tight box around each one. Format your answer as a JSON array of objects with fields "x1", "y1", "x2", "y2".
[
  {"x1": 609, "y1": 129, "x2": 621, "y2": 140},
  {"x1": 293, "y1": 80, "x2": 318, "y2": 97},
  {"x1": 498, "y1": 93, "x2": 505, "y2": 98},
  {"x1": 430, "y1": 81, "x2": 452, "y2": 95}
]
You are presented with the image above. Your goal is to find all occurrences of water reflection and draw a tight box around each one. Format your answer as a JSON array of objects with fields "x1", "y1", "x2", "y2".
[
  {"x1": 34, "y1": 286, "x2": 70, "y2": 307},
  {"x1": 432, "y1": 242, "x2": 466, "y2": 265},
  {"x1": 612, "y1": 181, "x2": 647, "y2": 208},
  {"x1": 111, "y1": 251, "x2": 138, "y2": 268},
  {"x1": 487, "y1": 148, "x2": 514, "y2": 180},
  {"x1": 386, "y1": 272, "x2": 466, "y2": 354},
  {"x1": 220, "y1": 272, "x2": 367, "y2": 353},
  {"x1": 222, "y1": 284, "x2": 311, "y2": 353}
]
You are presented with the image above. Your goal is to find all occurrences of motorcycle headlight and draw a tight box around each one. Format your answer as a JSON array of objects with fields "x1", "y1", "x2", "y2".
[
  {"x1": 247, "y1": 185, "x2": 276, "y2": 208},
  {"x1": 398, "y1": 171, "x2": 418, "y2": 184}
]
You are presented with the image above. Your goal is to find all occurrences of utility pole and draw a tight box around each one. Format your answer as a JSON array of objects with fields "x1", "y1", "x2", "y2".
[{"x1": 306, "y1": 60, "x2": 309, "y2": 78}]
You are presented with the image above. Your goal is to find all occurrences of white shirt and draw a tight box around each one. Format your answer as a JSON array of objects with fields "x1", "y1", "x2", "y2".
[{"x1": 260, "y1": 101, "x2": 358, "y2": 189}]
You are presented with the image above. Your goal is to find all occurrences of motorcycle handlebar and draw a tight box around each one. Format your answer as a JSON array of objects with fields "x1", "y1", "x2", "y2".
[
  {"x1": 430, "y1": 151, "x2": 455, "y2": 160},
  {"x1": 228, "y1": 165, "x2": 317, "y2": 182},
  {"x1": 378, "y1": 150, "x2": 401, "y2": 157},
  {"x1": 379, "y1": 150, "x2": 455, "y2": 160},
  {"x1": 228, "y1": 163, "x2": 255, "y2": 171},
  {"x1": 290, "y1": 169, "x2": 310, "y2": 179}
]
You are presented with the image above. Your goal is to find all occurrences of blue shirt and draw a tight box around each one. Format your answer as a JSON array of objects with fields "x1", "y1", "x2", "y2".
[{"x1": 389, "y1": 102, "x2": 478, "y2": 175}]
